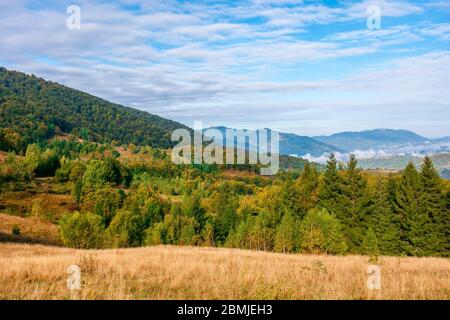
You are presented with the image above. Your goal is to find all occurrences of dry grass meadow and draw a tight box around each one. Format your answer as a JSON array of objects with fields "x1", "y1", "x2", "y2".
[{"x1": 0, "y1": 243, "x2": 449, "y2": 300}]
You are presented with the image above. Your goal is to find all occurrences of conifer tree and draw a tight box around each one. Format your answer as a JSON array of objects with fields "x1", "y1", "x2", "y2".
[
  {"x1": 339, "y1": 154, "x2": 370, "y2": 252},
  {"x1": 369, "y1": 180, "x2": 400, "y2": 255},
  {"x1": 362, "y1": 227, "x2": 380, "y2": 259},
  {"x1": 290, "y1": 162, "x2": 319, "y2": 219},
  {"x1": 419, "y1": 157, "x2": 447, "y2": 256},
  {"x1": 394, "y1": 162, "x2": 428, "y2": 256},
  {"x1": 318, "y1": 154, "x2": 344, "y2": 217},
  {"x1": 445, "y1": 191, "x2": 450, "y2": 257}
]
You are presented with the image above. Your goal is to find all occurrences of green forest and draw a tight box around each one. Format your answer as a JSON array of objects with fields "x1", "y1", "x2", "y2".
[
  {"x1": 0, "y1": 67, "x2": 449, "y2": 257},
  {"x1": 0, "y1": 67, "x2": 190, "y2": 150},
  {"x1": 0, "y1": 139, "x2": 448, "y2": 257}
]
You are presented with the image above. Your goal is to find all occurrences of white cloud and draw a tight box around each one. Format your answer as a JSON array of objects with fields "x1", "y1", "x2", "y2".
[
  {"x1": 344, "y1": 0, "x2": 422, "y2": 19},
  {"x1": 419, "y1": 23, "x2": 450, "y2": 40},
  {"x1": 0, "y1": 0, "x2": 448, "y2": 137}
]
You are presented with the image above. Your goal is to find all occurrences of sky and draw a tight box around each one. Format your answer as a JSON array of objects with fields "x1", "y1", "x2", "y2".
[{"x1": 1, "y1": 0, "x2": 450, "y2": 138}]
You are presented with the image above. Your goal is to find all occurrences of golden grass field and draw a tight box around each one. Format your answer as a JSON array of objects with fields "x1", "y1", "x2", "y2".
[
  {"x1": 0, "y1": 243, "x2": 449, "y2": 300},
  {"x1": 0, "y1": 214, "x2": 61, "y2": 245}
]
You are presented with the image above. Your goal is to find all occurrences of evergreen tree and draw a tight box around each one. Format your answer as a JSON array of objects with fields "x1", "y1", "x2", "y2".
[
  {"x1": 362, "y1": 227, "x2": 380, "y2": 259},
  {"x1": 369, "y1": 180, "x2": 400, "y2": 255},
  {"x1": 419, "y1": 157, "x2": 447, "y2": 256},
  {"x1": 339, "y1": 155, "x2": 370, "y2": 252},
  {"x1": 290, "y1": 163, "x2": 319, "y2": 219},
  {"x1": 318, "y1": 154, "x2": 344, "y2": 216},
  {"x1": 445, "y1": 191, "x2": 450, "y2": 257},
  {"x1": 394, "y1": 162, "x2": 428, "y2": 256}
]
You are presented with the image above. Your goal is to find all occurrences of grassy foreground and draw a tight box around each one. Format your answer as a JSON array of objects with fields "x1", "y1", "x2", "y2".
[{"x1": 0, "y1": 243, "x2": 449, "y2": 300}]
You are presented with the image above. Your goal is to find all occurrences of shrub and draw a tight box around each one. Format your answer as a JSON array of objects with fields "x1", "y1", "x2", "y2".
[
  {"x1": 31, "y1": 198, "x2": 44, "y2": 220},
  {"x1": 298, "y1": 208, "x2": 347, "y2": 255},
  {"x1": 11, "y1": 224, "x2": 20, "y2": 236},
  {"x1": 82, "y1": 158, "x2": 121, "y2": 189},
  {"x1": 55, "y1": 160, "x2": 86, "y2": 183},
  {"x1": 81, "y1": 186, "x2": 122, "y2": 226},
  {"x1": 105, "y1": 209, "x2": 148, "y2": 247},
  {"x1": 35, "y1": 149, "x2": 60, "y2": 177},
  {"x1": 144, "y1": 222, "x2": 165, "y2": 246},
  {"x1": 59, "y1": 211, "x2": 104, "y2": 249}
]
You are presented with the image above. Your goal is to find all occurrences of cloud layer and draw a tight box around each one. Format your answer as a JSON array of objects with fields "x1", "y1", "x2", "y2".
[{"x1": 0, "y1": 0, "x2": 449, "y2": 137}]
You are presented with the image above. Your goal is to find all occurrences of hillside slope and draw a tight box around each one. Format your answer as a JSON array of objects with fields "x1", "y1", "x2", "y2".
[
  {"x1": 279, "y1": 131, "x2": 342, "y2": 156},
  {"x1": 0, "y1": 67, "x2": 190, "y2": 151}
]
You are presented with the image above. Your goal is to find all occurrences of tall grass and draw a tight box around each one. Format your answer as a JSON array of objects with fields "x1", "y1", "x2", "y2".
[{"x1": 0, "y1": 243, "x2": 448, "y2": 300}]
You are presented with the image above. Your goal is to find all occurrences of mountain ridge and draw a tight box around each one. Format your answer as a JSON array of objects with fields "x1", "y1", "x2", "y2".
[
  {"x1": 0, "y1": 67, "x2": 191, "y2": 151},
  {"x1": 314, "y1": 128, "x2": 431, "y2": 152},
  {"x1": 204, "y1": 126, "x2": 450, "y2": 158},
  {"x1": 203, "y1": 126, "x2": 342, "y2": 157}
]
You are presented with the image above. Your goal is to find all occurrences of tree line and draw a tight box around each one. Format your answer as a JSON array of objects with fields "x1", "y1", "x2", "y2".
[{"x1": 1, "y1": 140, "x2": 448, "y2": 257}]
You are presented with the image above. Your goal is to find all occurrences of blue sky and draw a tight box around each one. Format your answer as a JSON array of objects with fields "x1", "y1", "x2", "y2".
[{"x1": 1, "y1": 0, "x2": 450, "y2": 137}]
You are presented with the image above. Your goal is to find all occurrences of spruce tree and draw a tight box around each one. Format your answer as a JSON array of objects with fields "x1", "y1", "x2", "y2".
[
  {"x1": 419, "y1": 157, "x2": 447, "y2": 256},
  {"x1": 362, "y1": 227, "x2": 380, "y2": 259},
  {"x1": 340, "y1": 154, "x2": 370, "y2": 252},
  {"x1": 290, "y1": 162, "x2": 319, "y2": 219},
  {"x1": 369, "y1": 180, "x2": 400, "y2": 255},
  {"x1": 445, "y1": 191, "x2": 450, "y2": 257},
  {"x1": 318, "y1": 154, "x2": 344, "y2": 217},
  {"x1": 394, "y1": 162, "x2": 428, "y2": 256}
]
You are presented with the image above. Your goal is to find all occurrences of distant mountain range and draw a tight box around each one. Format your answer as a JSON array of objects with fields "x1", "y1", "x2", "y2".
[
  {"x1": 204, "y1": 127, "x2": 450, "y2": 159},
  {"x1": 203, "y1": 126, "x2": 341, "y2": 157},
  {"x1": 313, "y1": 129, "x2": 429, "y2": 152}
]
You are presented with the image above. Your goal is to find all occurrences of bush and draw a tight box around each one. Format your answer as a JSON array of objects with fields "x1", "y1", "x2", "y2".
[
  {"x1": 82, "y1": 158, "x2": 122, "y2": 189},
  {"x1": 298, "y1": 208, "x2": 347, "y2": 255},
  {"x1": 11, "y1": 224, "x2": 20, "y2": 236},
  {"x1": 144, "y1": 222, "x2": 165, "y2": 246},
  {"x1": 81, "y1": 186, "x2": 123, "y2": 226},
  {"x1": 105, "y1": 209, "x2": 148, "y2": 247},
  {"x1": 55, "y1": 160, "x2": 86, "y2": 183},
  {"x1": 35, "y1": 149, "x2": 60, "y2": 177},
  {"x1": 59, "y1": 211, "x2": 104, "y2": 249}
]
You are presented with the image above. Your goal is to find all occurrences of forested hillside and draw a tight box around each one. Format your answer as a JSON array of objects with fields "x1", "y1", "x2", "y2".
[
  {"x1": 0, "y1": 67, "x2": 190, "y2": 151},
  {"x1": 359, "y1": 153, "x2": 450, "y2": 176},
  {"x1": 0, "y1": 137, "x2": 448, "y2": 257}
]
